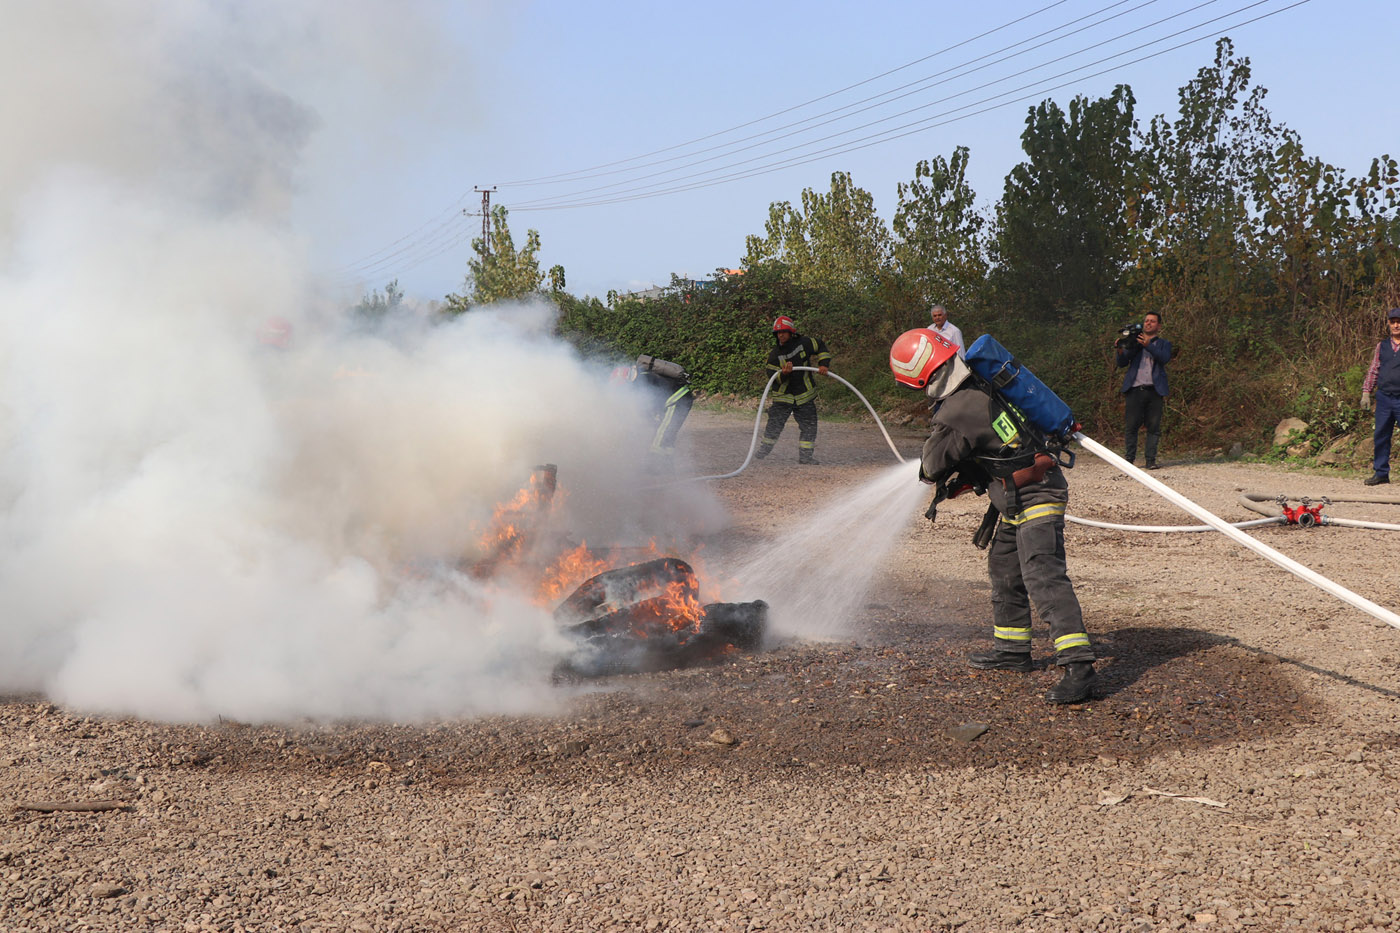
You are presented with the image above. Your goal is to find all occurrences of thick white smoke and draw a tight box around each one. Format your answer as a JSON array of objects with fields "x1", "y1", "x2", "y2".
[{"x1": 0, "y1": 2, "x2": 726, "y2": 722}]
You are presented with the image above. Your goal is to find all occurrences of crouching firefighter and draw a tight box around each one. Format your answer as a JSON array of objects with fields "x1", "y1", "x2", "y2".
[
  {"x1": 635, "y1": 355, "x2": 694, "y2": 458},
  {"x1": 611, "y1": 356, "x2": 695, "y2": 464},
  {"x1": 889, "y1": 328, "x2": 1096, "y2": 704}
]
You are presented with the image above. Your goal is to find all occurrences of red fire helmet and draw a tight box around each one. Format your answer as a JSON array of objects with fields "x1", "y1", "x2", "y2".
[
  {"x1": 889, "y1": 327, "x2": 958, "y2": 388},
  {"x1": 772, "y1": 315, "x2": 796, "y2": 333},
  {"x1": 258, "y1": 316, "x2": 293, "y2": 349}
]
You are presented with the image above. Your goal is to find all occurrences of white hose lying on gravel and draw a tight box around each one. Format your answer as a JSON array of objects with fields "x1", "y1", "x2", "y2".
[
  {"x1": 660, "y1": 369, "x2": 1400, "y2": 631},
  {"x1": 667, "y1": 371, "x2": 1363, "y2": 534},
  {"x1": 669, "y1": 372, "x2": 1291, "y2": 531},
  {"x1": 1074, "y1": 433, "x2": 1400, "y2": 632},
  {"x1": 1067, "y1": 515, "x2": 1284, "y2": 532}
]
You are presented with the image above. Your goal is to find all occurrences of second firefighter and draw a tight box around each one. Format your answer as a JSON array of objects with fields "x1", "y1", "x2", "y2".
[{"x1": 757, "y1": 316, "x2": 832, "y2": 465}]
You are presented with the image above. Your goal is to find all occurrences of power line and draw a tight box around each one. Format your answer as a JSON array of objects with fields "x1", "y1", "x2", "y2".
[
  {"x1": 506, "y1": 0, "x2": 1228, "y2": 210},
  {"x1": 512, "y1": 0, "x2": 1311, "y2": 212},
  {"x1": 334, "y1": 0, "x2": 1312, "y2": 284},
  {"x1": 510, "y1": 0, "x2": 1294, "y2": 211},
  {"x1": 497, "y1": 0, "x2": 1161, "y2": 191},
  {"x1": 333, "y1": 1, "x2": 1081, "y2": 279},
  {"x1": 494, "y1": 0, "x2": 1077, "y2": 187}
]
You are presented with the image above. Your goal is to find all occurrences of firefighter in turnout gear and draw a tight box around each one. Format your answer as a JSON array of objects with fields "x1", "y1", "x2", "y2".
[
  {"x1": 757, "y1": 316, "x2": 831, "y2": 464},
  {"x1": 889, "y1": 328, "x2": 1096, "y2": 704},
  {"x1": 610, "y1": 356, "x2": 695, "y2": 464},
  {"x1": 633, "y1": 355, "x2": 694, "y2": 458}
]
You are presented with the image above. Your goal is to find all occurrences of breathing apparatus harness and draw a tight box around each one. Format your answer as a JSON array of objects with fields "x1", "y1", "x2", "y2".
[{"x1": 924, "y1": 373, "x2": 1079, "y2": 549}]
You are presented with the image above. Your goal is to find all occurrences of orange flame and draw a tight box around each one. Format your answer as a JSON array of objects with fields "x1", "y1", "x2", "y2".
[
  {"x1": 470, "y1": 470, "x2": 723, "y2": 631},
  {"x1": 642, "y1": 578, "x2": 706, "y2": 633},
  {"x1": 471, "y1": 468, "x2": 559, "y2": 579},
  {"x1": 535, "y1": 543, "x2": 613, "y2": 604}
]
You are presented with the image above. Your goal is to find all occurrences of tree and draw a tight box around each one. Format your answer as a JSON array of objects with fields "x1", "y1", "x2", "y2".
[
  {"x1": 742, "y1": 171, "x2": 892, "y2": 292},
  {"x1": 1134, "y1": 39, "x2": 1283, "y2": 309},
  {"x1": 991, "y1": 84, "x2": 1139, "y2": 317},
  {"x1": 444, "y1": 205, "x2": 546, "y2": 311},
  {"x1": 352, "y1": 279, "x2": 403, "y2": 322},
  {"x1": 892, "y1": 147, "x2": 988, "y2": 321}
]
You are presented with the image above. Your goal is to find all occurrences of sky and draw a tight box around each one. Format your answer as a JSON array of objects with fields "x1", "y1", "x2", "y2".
[{"x1": 306, "y1": 0, "x2": 1400, "y2": 303}]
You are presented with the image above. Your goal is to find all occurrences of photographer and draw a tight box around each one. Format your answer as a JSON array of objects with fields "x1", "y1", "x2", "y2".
[{"x1": 1115, "y1": 311, "x2": 1173, "y2": 470}]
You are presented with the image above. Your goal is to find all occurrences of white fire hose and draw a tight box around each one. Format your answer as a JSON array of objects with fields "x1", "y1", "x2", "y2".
[
  {"x1": 664, "y1": 367, "x2": 1400, "y2": 632},
  {"x1": 660, "y1": 366, "x2": 907, "y2": 484},
  {"x1": 1074, "y1": 432, "x2": 1400, "y2": 632}
]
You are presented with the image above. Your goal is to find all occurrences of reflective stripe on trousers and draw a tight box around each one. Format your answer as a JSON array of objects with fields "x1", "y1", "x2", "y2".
[{"x1": 987, "y1": 516, "x2": 1093, "y2": 663}]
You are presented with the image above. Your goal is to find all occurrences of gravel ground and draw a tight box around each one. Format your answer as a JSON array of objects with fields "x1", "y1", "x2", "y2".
[{"x1": 4, "y1": 408, "x2": 1400, "y2": 932}]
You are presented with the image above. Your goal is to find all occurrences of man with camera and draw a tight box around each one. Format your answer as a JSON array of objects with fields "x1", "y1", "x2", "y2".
[{"x1": 1116, "y1": 311, "x2": 1173, "y2": 470}]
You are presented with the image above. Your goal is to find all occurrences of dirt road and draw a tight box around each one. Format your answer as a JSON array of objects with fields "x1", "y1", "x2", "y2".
[{"x1": 3, "y1": 410, "x2": 1399, "y2": 931}]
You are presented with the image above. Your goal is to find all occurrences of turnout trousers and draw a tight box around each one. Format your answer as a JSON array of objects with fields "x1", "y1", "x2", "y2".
[
  {"x1": 650, "y1": 386, "x2": 694, "y2": 455},
  {"x1": 986, "y1": 516, "x2": 1094, "y2": 666},
  {"x1": 759, "y1": 399, "x2": 818, "y2": 462}
]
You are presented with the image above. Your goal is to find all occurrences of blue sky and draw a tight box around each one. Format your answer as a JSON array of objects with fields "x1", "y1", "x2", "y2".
[{"x1": 303, "y1": 0, "x2": 1399, "y2": 304}]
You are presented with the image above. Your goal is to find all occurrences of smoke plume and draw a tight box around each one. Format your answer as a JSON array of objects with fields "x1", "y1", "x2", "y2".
[{"x1": 0, "y1": 1, "x2": 725, "y2": 722}]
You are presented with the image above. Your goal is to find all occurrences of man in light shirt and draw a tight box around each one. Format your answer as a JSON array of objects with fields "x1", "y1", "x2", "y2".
[{"x1": 929, "y1": 304, "x2": 964, "y2": 357}]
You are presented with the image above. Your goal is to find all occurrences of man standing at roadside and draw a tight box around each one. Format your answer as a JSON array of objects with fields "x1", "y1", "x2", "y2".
[
  {"x1": 1116, "y1": 310, "x2": 1173, "y2": 470},
  {"x1": 1360, "y1": 308, "x2": 1400, "y2": 486},
  {"x1": 929, "y1": 304, "x2": 965, "y2": 357},
  {"x1": 756, "y1": 316, "x2": 831, "y2": 464}
]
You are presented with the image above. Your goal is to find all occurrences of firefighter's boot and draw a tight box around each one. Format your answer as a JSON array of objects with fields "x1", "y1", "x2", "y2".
[
  {"x1": 1045, "y1": 662, "x2": 1096, "y2": 704},
  {"x1": 967, "y1": 649, "x2": 1032, "y2": 672}
]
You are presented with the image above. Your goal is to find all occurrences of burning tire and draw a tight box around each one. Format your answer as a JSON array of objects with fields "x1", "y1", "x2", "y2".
[{"x1": 553, "y1": 558, "x2": 767, "y2": 677}]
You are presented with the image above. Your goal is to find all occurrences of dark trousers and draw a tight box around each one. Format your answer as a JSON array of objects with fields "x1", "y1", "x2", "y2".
[
  {"x1": 760, "y1": 400, "x2": 818, "y2": 461},
  {"x1": 650, "y1": 389, "x2": 693, "y2": 454},
  {"x1": 987, "y1": 518, "x2": 1093, "y2": 665},
  {"x1": 1373, "y1": 392, "x2": 1400, "y2": 475},
  {"x1": 1124, "y1": 386, "x2": 1165, "y2": 464}
]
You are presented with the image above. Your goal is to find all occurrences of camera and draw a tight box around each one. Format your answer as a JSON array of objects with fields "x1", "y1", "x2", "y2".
[{"x1": 1116, "y1": 322, "x2": 1144, "y2": 347}]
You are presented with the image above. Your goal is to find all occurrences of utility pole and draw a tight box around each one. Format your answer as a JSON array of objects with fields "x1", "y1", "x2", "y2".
[{"x1": 473, "y1": 186, "x2": 497, "y2": 255}]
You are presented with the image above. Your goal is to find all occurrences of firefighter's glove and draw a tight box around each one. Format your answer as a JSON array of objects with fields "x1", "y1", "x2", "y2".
[
  {"x1": 972, "y1": 504, "x2": 999, "y2": 550},
  {"x1": 1361, "y1": 390, "x2": 1372, "y2": 411},
  {"x1": 943, "y1": 468, "x2": 986, "y2": 499},
  {"x1": 923, "y1": 496, "x2": 940, "y2": 524},
  {"x1": 1011, "y1": 452, "x2": 1056, "y2": 489}
]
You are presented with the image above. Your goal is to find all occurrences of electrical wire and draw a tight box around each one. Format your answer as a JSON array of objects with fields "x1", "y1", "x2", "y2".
[
  {"x1": 509, "y1": 0, "x2": 1304, "y2": 212},
  {"x1": 494, "y1": 0, "x2": 1078, "y2": 187},
  {"x1": 333, "y1": 1, "x2": 1088, "y2": 278},
  {"x1": 500, "y1": 0, "x2": 1164, "y2": 191},
  {"x1": 333, "y1": 219, "x2": 476, "y2": 286},
  {"x1": 334, "y1": 0, "x2": 1312, "y2": 283}
]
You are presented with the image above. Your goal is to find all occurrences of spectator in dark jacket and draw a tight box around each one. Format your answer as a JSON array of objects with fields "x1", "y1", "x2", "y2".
[
  {"x1": 1359, "y1": 308, "x2": 1400, "y2": 485},
  {"x1": 1116, "y1": 311, "x2": 1173, "y2": 470}
]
